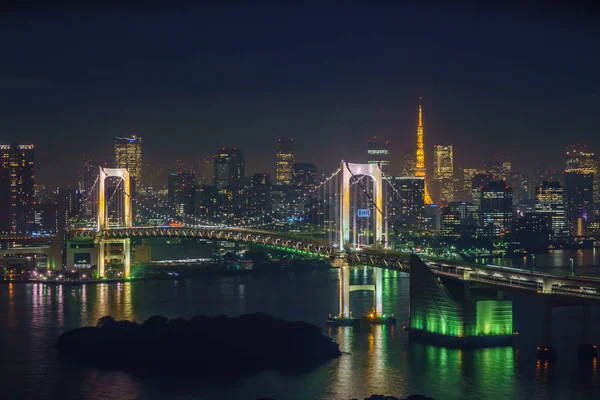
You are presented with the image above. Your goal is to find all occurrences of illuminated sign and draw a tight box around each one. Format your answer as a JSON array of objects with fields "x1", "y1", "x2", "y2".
[{"x1": 357, "y1": 209, "x2": 370, "y2": 218}]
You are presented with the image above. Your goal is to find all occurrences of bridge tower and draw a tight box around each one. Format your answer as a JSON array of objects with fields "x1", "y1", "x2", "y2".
[
  {"x1": 339, "y1": 162, "x2": 384, "y2": 251},
  {"x1": 65, "y1": 167, "x2": 133, "y2": 278},
  {"x1": 96, "y1": 167, "x2": 133, "y2": 278}
]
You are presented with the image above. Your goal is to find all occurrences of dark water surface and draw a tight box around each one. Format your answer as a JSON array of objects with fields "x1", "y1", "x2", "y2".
[{"x1": 2, "y1": 254, "x2": 600, "y2": 399}]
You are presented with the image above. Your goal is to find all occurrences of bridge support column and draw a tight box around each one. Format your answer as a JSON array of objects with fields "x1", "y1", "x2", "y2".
[
  {"x1": 537, "y1": 299, "x2": 557, "y2": 361},
  {"x1": 339, "y1": 265, "x2": 350, "y2": 318},
  {"x1": 578, "y1": 304, "x2": 597, "y2": 360},
  {"x1": 97, "y1": 240, "x2": 105, "y2": 278},
  {"x1": 373, "y1": 267, "x2": 383, "y2": 315},
  {"x1": 542, "y1": 278, "x2": 553, "y2": 294},
  {"x1": 123, "y1": 238, "x2": 131, "y2": 278}
]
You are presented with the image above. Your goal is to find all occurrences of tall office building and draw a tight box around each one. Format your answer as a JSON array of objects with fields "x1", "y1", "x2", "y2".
[
  {"x1": 565, "y1": 144, "x2": 598, "y2": 204},
  {"x1": 168, "y1": 172, "x2": 196, "y2": 218},
  {"x1": 440, "y1": 208, "x2": 461, "y2": 239},
  {"x1": 433, "y1": 145, "x2": 454, "y2": 204},
  {"x1": 367, "y1": 137, "x2": 390, "y2": 171},
  {"x1": 293, "y1": 163, "x2": 317, "y2": 192},
  {"x1": 0, "y1": 144, "x2": 35, "y2": 233},
  {"x1": 114, "y1": 136, "x2": 142, "y2": 191},
  {"x1": 565, "y1": 171, "x2": 593, "y2": 220},
  {"x1": 388, "y1": 176, "x2": 425, "y2": 229},
  {"x1": 248, "y1": 173, "x2": 272, "y2": 221},
  {"x1": 479, "y1": 181, "x2": 513, "y2": 238},
  {"x1": 214, "y1": 148, "x2": 245, "y2": 190},
  {"x1": 276, "y1": 138, "x2": 294, "y2": 185},
  {"x1": 399, "y1": 148, "x2": 416, "y2": 177},
  {"x1": 534, "y1": 181, "x2": 566, "y2": 236},
  {"x1": 414, "y1": 100, "x2": 433, "y2": 204},
  {"x1": 471, "y1": 173, "x2": 496, "y2": 216},
  {"x1": 463, "y1": 168, "x2": 485, "y2": 200},
  {"x1": 485, "y1": 159, "x2": 511, "y2": 181}
]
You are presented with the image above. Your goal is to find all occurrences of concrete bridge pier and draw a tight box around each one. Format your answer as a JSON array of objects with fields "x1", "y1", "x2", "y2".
[
  {"x1": 578, "y1": 304, "x2": 597, "y2": 360},
  {"x1": 328, "y1": 264, "x2": 394, "y2": 326},
  {"x1": 537, "y1": 299, "x2": 557, "y2": 361},
  {"x1": 338, "y1": 265, "x2": 350, "y2": 318},
  {"x1": 96, "y1": 239, "x2": 105, "y2": 278}
]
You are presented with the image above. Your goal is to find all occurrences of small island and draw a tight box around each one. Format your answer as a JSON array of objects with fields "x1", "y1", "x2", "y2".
[{"x1": 56, "y1": 313, "x2": 341, "y2": 376}]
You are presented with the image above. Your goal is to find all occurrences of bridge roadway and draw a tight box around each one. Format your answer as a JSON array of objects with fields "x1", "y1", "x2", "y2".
[{"x1": 64, "y1": 225, "x2": 600, "y2": 301}]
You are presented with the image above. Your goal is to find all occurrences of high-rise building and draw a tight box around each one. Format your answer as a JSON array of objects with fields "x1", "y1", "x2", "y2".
[
  {"x1": 388, "y1": 176, "x2": 424, "y2": 229},
  {"x1": 0, "y1": 144, "x2": 35, "y2": 233},
  {"x1": 57, "y1": 188, "x2": 81, "y2": 232},
  {"x1": 399, "y1": 148, "x2": 416, "y2": 177},
  {"x1": 367, "y1": 137, "x2": 390, "y2": 171},
  {"x1": 414, "y1": 100, "x2": 433, "y2": 204},
  {"x1": 565, "y1": 144, "x2": 598, "y2": 204},
  {"x1": 471, "y1": 173, "x2": 496, "y2": 216},
  {"x1": 479, "y1": 181, "x2": 513, "y2": 238},
  {"x1": 565, "y1": 171, "x2": 593, "y2": 220},
  {"x1": 293, "y1": 163, "x2": 317, "y2": 192},
  {"x1": 463, "y1": 168, "x2": 485, "y2": 200},
  {"x1": 440, "y1": 208, "x2": 461, "y2": 239},
  {"x1": 534, "y1": 181, "x2": 566, "y2": 236},
  {"x1": 276, "y1": 138, "x2": 294, "y2": 186},
  {"x1": 214, "y1": 148, "x2": 245, "y2": 190},
  {"x1": 433, "y1": 145, "x2": 454, "y2": 204},
  {"x1": 114, "y1": 136, "x2": 142, "y2": 191},
  {"x1": 485, "y1": 159, "x2": 511, "y2": 181},
  {"x1": 168, "y1": 172, "x2": 196, "y2": 218},
  {"x1": 248, "y1": 173, "x2": 272, "y2": 221}
]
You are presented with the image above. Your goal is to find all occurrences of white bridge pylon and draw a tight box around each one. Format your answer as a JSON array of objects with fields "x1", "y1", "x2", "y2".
[
  {"x1": 339, "y1": 161, "x2": 383, "y2": 251},
  {"x1": 96, "y1": 166, "x2": 133, "y2": 278},
  {"x1": 98, "y1": 167, "x2": 132, "y2": 231}
]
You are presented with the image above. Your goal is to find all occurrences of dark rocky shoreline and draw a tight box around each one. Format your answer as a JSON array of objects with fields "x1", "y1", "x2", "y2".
[{"x1": 56, "y1": 313, "x2": 341, "y2": 376}]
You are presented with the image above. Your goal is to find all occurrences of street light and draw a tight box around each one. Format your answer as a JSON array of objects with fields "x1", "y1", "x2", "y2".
[
  {"x1": 569, "y1": 257, "x2": 574, "y2": 277},
  {"x1": 532, "y1": 254, "x2": 536, "y2": 273}
]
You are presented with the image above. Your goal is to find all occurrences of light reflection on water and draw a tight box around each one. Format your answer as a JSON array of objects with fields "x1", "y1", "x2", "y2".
[{"x1": 0, "y1": 263, "x2": 599, "y2": 399}]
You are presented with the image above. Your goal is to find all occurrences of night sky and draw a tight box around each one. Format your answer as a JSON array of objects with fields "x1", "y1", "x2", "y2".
[{"x1": 1, "y1": 2, "x2": 599, "y2": 186}]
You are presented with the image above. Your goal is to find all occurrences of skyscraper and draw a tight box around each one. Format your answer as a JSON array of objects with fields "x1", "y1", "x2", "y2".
[
  {"x1": 388, "y1": 176, "x2": 424, "y2": 229},
  {"x1": 433, "y1": 145, "x2": 454, "y2": 204},
  {"x1": 534, "y1": 181, "x2": 566, "y2": 236},
  {"x1": 479, "y1": 181, "x2": 513, "y2": 238},
  {"x1": 367, "y1": 137, "x2": 389, "y2": 171},
  {"x1": 293, "y1": 163, "x2": 317, "y2": 192},
  {"x1": 399, "y1": 148, "x2": 416, "y2": 177},
  {"x1": 168, "y1": 172, "x2": 196, "y2": 218},
  {"x1": 214, "y1": 148, "x2": 245, "y2": 190},
  {"x1": 414, "y1": 100, "x2": 433, "y2": 204},
  {"x1": 248, "y1": 173, "x2": 272, "y2": 221},
  {"x1": 276, "y1": 138, "x2": 294, "y2": 185},
  {"x1": 565, "y1": 144, "x2": 598, "y2": 204},
  {"x1": 0, "y1": 144, "x2": 35, "y2": 233},
  {"x1": 463, "y1": 168, "x2": 485, "y2": 201},
  {"x1": 114, "y1": 136, "x2": 142, "y2": 191}
]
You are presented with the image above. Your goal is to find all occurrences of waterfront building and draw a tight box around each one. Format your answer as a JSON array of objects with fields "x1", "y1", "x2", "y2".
[
  {"x1": 0, "y1": 144, "x2": 35, "y2": 233},
  {"x1": 534, "y1": 181, "x2": 566, "y2": 236},
  {"x1": 388, "y1": 176, "x2": 424, "y2": 229}
]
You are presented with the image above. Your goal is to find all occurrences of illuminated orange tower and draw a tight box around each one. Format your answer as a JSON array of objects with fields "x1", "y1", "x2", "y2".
[{"x1": 415, "y1": 98, "x2": 433, "y2": 204}]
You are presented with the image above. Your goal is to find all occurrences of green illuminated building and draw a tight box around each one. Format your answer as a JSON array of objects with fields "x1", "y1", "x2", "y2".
[{"x1": 409, "y1": 255, "x2": 513, "y2": 346}]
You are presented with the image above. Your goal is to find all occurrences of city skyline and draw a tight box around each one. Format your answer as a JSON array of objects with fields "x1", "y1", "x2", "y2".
[{"x1": 1, "y1": 4, "x2": 599, "y2": 186}]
